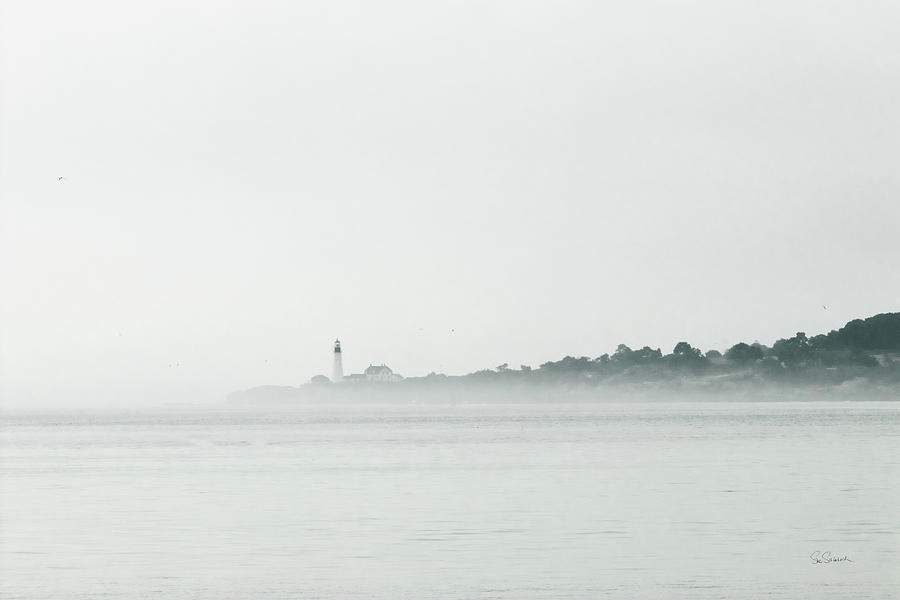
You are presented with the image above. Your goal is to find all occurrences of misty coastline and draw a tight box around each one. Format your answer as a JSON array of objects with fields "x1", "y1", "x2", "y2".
[{"x1": 230, "y1": 312, "x2": 900, "y2": 404}]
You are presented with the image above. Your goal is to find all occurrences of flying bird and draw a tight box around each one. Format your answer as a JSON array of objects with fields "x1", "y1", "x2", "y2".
[{"x1": 57, "y1": 176, "x2": 66, "y2": 181}]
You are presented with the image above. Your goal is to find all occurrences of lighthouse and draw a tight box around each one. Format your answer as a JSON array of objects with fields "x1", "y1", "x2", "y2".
[{"x1": 332, "y1": 339, "x2": 344, "y2": 383}]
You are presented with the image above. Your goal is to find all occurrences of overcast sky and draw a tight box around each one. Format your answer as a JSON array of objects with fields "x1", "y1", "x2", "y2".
[{"x1": 2, "y1": 0, "x2": 898, "y2": 405}]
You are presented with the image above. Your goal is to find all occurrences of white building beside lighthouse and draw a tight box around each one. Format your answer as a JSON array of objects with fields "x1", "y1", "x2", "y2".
[
  {"x1": 363, "y1": 364, "x2": 403, "y2": 382},
  {"x1": 331, "y1": 339, "x2": 344, "y2": 383}
]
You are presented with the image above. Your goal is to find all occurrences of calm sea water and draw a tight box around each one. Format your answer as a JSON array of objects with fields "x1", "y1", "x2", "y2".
[{"x1": 1, "y1": 400, "x2": 898, "y2": 599}]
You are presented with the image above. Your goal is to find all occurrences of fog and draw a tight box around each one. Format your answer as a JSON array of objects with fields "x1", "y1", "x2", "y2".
[{"x1": 2, "y1": 1, "x2": 899, "y2": 408}]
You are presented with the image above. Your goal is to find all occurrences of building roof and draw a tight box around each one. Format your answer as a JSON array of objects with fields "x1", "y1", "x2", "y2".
[{"x1": 364, "y1": 364, "x2": 393, "y2": 375}]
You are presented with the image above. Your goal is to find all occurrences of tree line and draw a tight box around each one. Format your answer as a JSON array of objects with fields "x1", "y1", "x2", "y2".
[{"x1": 457, "y1": 312, "x2": 900, "y2": 382}]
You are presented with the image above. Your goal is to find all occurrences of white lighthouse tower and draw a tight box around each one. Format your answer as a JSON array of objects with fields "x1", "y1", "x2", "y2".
[{"x1": 332, "y1": 339, "x2": 344, "y2": 383}]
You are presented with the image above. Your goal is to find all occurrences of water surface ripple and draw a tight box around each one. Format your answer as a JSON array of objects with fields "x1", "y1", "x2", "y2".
[{"x1": 1, "y1": 401, "x2": 898, "y2": 599}]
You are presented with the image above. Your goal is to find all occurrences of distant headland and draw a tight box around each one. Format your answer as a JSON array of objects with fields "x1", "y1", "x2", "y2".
[{"x1": 228, "y1": 312, "x2": 900, "y2": 403}]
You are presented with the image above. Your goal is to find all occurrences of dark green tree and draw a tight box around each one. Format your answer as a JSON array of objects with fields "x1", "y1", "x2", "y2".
[
  {"x1": 772, "y1": 332, "x2": 811, "y2": 366},
  {"x1": 672, "y1": 342, "x2": 702, "y2": 359},
  {"x1": 612, "y1": 344, "x2": 633, "y2": 362},
  {"x1": 635, "y1": 346, "x2": 663, "y2": 361},
  {"x1": 725, "y1": 342, "x2": 764, "y2": 362}
]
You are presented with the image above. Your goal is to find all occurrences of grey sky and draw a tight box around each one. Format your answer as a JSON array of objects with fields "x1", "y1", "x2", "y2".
[{"x1": 2, "y1": 1, "x2": 898, "y2": 405}]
